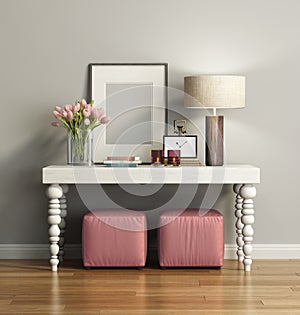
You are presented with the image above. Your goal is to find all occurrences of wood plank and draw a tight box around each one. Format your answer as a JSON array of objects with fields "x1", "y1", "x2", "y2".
[
  {"x1": 136, "y1": 286, "x2": 293, "y2": 298},
  {"x1": 0, "y1": 305, "x2": 65, "y2": 312},
  {"x1": 261, "y1": 297, "x2": 300, "y2": 306},
  {"x1": 0, "y1": 300, "x2": 12, "y2": 305},
  {"x1": 101, "y1": 311, "x2": 300, "y2": 315}
]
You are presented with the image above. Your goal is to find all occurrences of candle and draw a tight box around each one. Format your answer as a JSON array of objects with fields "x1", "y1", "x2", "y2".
[
  {"x1": 151, "y1": 150, "x2": 163, "y2": 165},
  {"x1": 151, "y1": 150, "x2": 164, "y2": 167},
  {"x1": 172, "y1": 157, "x2": 176, "y2": 166},
  {"x1": 167, "y1": 150, "x2": 180, "y2": 166}
]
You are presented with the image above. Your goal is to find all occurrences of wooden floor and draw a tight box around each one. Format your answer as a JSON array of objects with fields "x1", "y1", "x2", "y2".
[{"x1": 1, "y1": 259, "x2": 300, "y2": 314}]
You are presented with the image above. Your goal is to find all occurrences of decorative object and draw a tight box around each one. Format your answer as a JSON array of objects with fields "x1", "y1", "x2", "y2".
[
  {"x1": 158, "y1": 209, "x2": 224, "y2": 267},
  {"x1": 107, "y1": 156, "x2": 136, "y2": 161},
  {"x1": 179, "y1": 159, "x2": 202, "y2": 166},
  {"x1": 82, "y1": 210, "x2": 147, "y2": 267},
  {"x1": 103, "y1": 156, "x2": 142, "y2": 167},
  {"x1": 184, "y1": 75, "x2": 245, "y2": 166},
  {"x1": 174, "y1": 119, "x2": 187, "y2": 135},
  {"x1": 163, "y1": 135, "x2": 197, "y2": 158},
  {"x1": 67, "y1": 130, "x2": 93, "y2": 165},
  {"x1": 151, "y1": 150, "x2": 164, "y2": 166},
  {"x1": 167, "y1": 150, "x2": 180, "y2": 166},
  {"x1": 89, "y1": 63, "x2": 168, "y2": 163},
  {"x1": 52, "y1": 99, "x2": 108, "y2": 165}
]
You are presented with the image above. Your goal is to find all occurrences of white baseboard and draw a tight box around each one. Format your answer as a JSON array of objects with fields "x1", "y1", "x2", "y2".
[
  {"x1": 0, "y1": 244, "x2": 300, "y2": 260},
  {"x1": 0, "y1": 244, "x2": 82, "y2": 259},
  {"x1": 224, "y1": 244, "x2": 300, "y2": 259}
]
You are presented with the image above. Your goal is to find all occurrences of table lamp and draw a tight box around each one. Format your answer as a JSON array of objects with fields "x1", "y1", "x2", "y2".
[{"x1": 184, "y1": 75, "x2": 245, "y2": 166}]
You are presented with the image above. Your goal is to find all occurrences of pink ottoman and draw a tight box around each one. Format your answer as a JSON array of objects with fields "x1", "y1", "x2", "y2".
[
  {"x1": 158, "y1": 209, "x2": 224, "y2": 267},
  {"x1": 82, "y1": 210, "x2": 147, "y2": 267}
]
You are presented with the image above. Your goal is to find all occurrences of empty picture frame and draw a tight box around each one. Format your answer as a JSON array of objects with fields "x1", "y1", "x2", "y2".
[
  {"x1": 89, "y1": 63, "x2": 168, "y2": 163},
  {"x1": 163, "y1": 135, "x2": 198, "y2": 158}
]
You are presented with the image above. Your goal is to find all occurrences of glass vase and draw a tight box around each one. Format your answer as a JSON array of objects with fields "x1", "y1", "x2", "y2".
[{"x1": 67, "y1": 130, "x2": 93, "y2": 165}]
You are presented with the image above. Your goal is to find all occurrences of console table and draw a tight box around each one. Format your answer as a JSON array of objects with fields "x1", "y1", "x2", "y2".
[{"x1": 42, "y1": 164, "x2": 260, "y2": 272}]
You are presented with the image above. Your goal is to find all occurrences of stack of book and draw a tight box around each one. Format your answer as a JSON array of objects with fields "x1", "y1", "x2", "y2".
[{"x1": 103, "y1": 156, "x2": 142, "y2": 167}]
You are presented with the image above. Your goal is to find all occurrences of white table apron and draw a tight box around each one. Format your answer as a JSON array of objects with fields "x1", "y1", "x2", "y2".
[{"x1": 42, "y1": 164, "x2": 260, "y2": 272}]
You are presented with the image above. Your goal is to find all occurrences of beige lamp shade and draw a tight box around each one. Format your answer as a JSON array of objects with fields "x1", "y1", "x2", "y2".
[{"x1": 184, "y1": 75, "x2": 246, "y2": 109}]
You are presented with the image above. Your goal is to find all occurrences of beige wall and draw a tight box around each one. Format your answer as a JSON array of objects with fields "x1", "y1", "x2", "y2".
[{"x1": 1, "y1": 0, "x2": 299, "y2": 246}]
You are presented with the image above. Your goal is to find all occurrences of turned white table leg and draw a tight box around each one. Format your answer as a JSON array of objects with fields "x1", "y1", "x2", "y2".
[
  {"x1": 46, "y1": 184, "x2": 63, "y2": 272},
  {"x1": 239, "y1": 184, "x2": 256, "y2": 272},
  {"x1": 59, "y1": 184, "x2": 69, "y2": 261},
  {"x1": 233, "y1": 184, "x2": 244, "y2": 263}
]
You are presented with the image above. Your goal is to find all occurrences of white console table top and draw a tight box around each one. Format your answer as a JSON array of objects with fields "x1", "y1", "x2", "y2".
[{"x1": 42, "y1": 164, "x2": 260, "y2": 184}]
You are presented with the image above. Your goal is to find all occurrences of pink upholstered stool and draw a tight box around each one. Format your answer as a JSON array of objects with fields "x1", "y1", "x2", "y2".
[
  {"x1": 158, "y1": 209, "x2": 224, "y2": 267},
  {"x1": 82, "y1": 210, "x2": 147, "y2": 267}
]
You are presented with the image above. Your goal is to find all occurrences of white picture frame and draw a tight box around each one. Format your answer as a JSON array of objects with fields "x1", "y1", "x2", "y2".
[
  {"x1": 89, "y1": 63, "x2": 168, "y2": 163},
  {"x1": 163, "y1": 135, "x2": 198, "y2": 158}
]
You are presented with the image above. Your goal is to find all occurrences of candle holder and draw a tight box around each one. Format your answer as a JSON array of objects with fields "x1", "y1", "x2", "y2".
[
  {"x1": 167, "y1": 150, "x2": 181, "y2": 166},
  {"x1": 151, "y1": 150, "x2": 164, "y2": 167}
]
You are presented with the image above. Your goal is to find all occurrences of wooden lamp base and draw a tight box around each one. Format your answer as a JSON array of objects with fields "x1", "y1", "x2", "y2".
[{"x1": 205, "y1": 116, "x2": 224, "y2": 166}]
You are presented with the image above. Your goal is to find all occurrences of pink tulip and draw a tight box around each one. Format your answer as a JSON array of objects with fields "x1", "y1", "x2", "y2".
[
  {"x1": 81, "y1": 99, "x2": 87, "y2": 107},
  {"x1": 84, "y1": 118, "x2": 90, "y2": 126},
  {"x1": 51, "y1": 122, "x2": 60, "y2": 127},
  {"x1": 98, "y1": 108, "x2": 104, "y2": 118},
  {"x1": 67, "y1": 111, "x2": 74, "y2": 121},
  {"x1": 72, "y1": 103, "x2": 80, "y2": 113},
  {"x1": 91, "y1": 107, "x2": 104, "y2": 119},
  {"x1": 91, "y1": 108, "x2": 98, "y2": 119},
  {"x1": 55, "y1": 106, "x2": 62, "y2": 113},
  {"x1": 83, "y1": 108, "x2": 91, "y2": 117},
  {"x1": 53, "y1": 110, "x2": 62, "y2": 119},
  {"x1": 64, "y1": 104, "x2": 73, "y2": 111},
  {"x1": 62, "y1": 110, "x2": 68, "y2": 118},
  {"x1": 100, "y1": 116, "x2": 109, "y2": 124}
]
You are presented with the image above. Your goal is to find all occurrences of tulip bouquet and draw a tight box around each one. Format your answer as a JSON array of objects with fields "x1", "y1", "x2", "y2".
[{"x1": 52, "y1": 99, "x2": 109, "y2": 164}]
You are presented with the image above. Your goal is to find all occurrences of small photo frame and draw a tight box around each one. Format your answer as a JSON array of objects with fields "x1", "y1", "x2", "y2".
[{"x1": 163, "y1": 135, "x2": 197, "y2": 158}]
